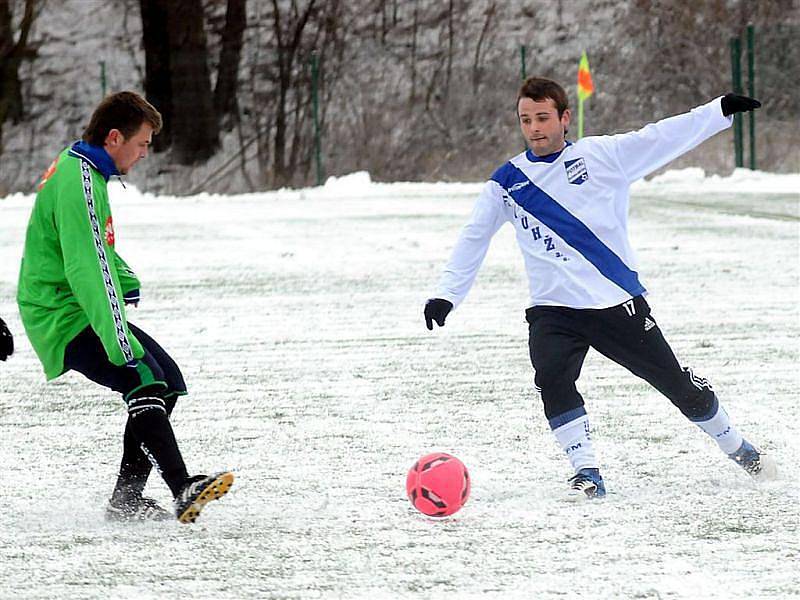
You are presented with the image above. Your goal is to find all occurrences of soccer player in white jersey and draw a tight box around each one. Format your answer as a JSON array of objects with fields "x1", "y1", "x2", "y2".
[{"x1": 424, "y1": 77, "x2": 775, "y2": 499}]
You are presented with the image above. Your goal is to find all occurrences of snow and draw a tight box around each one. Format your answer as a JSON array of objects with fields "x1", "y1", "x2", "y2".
[
  {"x1": 0, "y1": 170, "x2": 798, "y2": 599},
  {"x1": 632, "y1": 167, "x2": 800, "y2": 195}
]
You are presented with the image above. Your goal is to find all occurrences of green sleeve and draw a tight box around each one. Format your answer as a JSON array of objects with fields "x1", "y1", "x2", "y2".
[
  {"x1": 55, "y1": 166, "x2": 143, "y2": 365},
  {"x1": 115, "y1": 253, "x2": 141, "y2": 300}
]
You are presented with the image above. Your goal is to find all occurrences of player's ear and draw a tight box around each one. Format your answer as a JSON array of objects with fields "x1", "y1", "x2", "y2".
[
  {"x1": 105, "y1": 128, "x2": 123, "y2": 148},
  {"x1": 561, "y1": 108, "x2": 571, "y2": 134}
]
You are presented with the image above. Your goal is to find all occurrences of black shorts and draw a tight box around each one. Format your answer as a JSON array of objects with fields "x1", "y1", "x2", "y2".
[
  {"x1": 63, "y1": 322, "x2": 186, "y2": 403},
  {"x1": 526, "y1": 296, "x2": 716, "y2": 422}
]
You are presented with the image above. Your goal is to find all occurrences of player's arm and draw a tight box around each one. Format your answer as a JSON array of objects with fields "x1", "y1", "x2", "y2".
[
  {"x1": 425, "y1": 180, "x2": 506, "y2": 330},
  {"x1": 608, "y1": 93, "x2": 760, "y2": 183},
  {"x1": 56, "y1": 176, "x2": 142, "y2": 366},
  {"x1": 114, "y1": 253, "x2": 141, "y2": 307}
]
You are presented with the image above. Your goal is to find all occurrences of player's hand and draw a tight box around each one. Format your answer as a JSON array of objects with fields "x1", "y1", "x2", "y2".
[
  {"x1": 0, "y1": 317, "x2": 14, "y2": 360},
  {"x1": 424, "y1": 298, "x2": 453, "y2": 330},
  {"x1": 721, "y1": 93, "x2": 761, "y2": 116}
]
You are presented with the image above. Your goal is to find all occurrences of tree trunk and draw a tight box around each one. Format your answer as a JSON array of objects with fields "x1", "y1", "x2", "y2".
[
  {"x1": 165, "y1": 0, "x2": 219, "y2": 164},
  {"x1": 0, "y1": 0, "x2": 36, "y2": 151},
  {"x1": 214, "y1": 0, "x2": 247, "y2": 130},
  {"x1": 140, "y1": 0, "x2": 219, "y2": 163},
  {"x1": 139, "y1": 0, "x2": 172, "y2": 151}
]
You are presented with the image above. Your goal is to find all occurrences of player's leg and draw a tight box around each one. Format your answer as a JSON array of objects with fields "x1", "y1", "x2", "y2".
[
  {"x1": 64, "y1": 326, "x2": 234, "y2": 521},
  {"x1": 113, "y1": 323, "x2": 188, "y2": 502},
  {"x1": 123, "y1": 324, "x2": 233, "y2": 523},
  {"x1": 587, "y1": 296, "x2": 775, "y2": 480},
  {"x1": 526, "y1": 306, "x2": 605, "y2": 498}
]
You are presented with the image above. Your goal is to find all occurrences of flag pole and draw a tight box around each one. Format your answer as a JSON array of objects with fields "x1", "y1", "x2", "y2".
[{"x1": 578, "y1": 97, "x2": 585, "y2": 139}]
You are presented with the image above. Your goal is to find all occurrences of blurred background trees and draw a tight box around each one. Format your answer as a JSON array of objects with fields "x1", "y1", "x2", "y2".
[
  {"x1": 0, "y1": 0, "x2": 797, "y2": 196},
  {"x1": 0, "y1": 0, "x2": 36, "y2": 153}
]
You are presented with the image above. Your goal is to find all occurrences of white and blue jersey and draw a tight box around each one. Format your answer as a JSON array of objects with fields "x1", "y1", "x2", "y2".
[{"x1": 435, "y1": 97, "x2": 732, "y2": 309}]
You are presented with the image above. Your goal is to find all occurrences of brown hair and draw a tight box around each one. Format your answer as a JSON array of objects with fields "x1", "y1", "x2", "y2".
[
  {"x1": 82, "y1": 91, "x2": 163, "y2": 146},
  {"x1": 516, "y1": 77, "x2": 569, "y2": 117}
]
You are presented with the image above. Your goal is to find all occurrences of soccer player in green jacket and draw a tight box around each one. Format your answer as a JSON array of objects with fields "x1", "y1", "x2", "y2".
[{"x1": 17, "y1": 91, "x2": 233, "y2": 523}]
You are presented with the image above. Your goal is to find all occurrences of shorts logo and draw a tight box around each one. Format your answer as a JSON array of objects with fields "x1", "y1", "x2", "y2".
[{"x1": 565, "y1": 158, "x2": 588, "y2": 185}]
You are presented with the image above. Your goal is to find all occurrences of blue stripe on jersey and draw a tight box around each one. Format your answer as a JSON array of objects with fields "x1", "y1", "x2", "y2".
[{"x1": 491, "y1": 162, "x2": 645, "y2": 297}]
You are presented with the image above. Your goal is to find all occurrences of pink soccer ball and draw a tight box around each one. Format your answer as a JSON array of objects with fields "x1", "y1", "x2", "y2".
[{"x1": 406, "y1": 452, "x2": 470, "y2": 517}]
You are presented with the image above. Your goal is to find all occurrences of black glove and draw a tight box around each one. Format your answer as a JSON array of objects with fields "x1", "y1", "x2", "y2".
[
  {"x1": 424, "y1": 298, "x2": 453, "y2": 330},
  {"x1": 0, "y1": 317, "x2": 13, "y2": 361},
  {"x1": 123, "y1": 288, "x2": 140, "y2": 307},
  {"x1": 721, "y1": 93, "x2": 761, "y2": 116}
]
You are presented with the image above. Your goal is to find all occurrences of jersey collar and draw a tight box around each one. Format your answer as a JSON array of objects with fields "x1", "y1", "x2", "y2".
[
  {"x1": 525, "y1": 141, "x2": 572, "y2": 164},
  {"x1": 68, "y1": 141, "x2": 121, "y2": 181}
]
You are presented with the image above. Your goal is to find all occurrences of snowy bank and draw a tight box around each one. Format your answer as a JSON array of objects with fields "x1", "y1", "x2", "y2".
[
  {"x1": 631, "y1": 168, "x2": 799, "y2": 195},
  {"x1": 1, "y1": 169, "x2": 797, "y2": 207}
]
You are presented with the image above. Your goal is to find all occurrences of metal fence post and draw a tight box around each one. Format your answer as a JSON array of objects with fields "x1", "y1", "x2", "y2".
[
  {"x1": 730, "y1": 37, "x2": 743, "y2": 169},
  {"x1": 747, "y1": 24, "x2": 756, "y2": 170},
  {"x1": 311, "y1": 52, "x2": 323, "y2": 186}
]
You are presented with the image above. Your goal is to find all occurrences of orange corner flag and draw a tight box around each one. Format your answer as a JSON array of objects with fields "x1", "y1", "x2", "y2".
[{"x1": 577, "y1": 51, "x2": 594, "y2": 101}]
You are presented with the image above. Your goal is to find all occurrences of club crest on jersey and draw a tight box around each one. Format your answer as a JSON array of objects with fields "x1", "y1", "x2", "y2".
[
  {"x1": 105, "y1": 216, "x2": 115, "y2": 246},
  {"x1": 564, "y1": 158, "x2": 588, "y2": 185}
]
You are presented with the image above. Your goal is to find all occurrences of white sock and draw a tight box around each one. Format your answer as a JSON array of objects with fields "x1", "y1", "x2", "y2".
[
  {"x1": 693, "y1": 403, "x2": 743, "y2": 455},
  {"x1": 552, "y1": 414, "x2": 598, "y2": 472}
]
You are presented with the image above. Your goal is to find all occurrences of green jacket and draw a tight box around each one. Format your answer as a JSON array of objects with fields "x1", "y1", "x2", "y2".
[{"x1": 18, "y1": 142, "x2": 144, "y2": 379}]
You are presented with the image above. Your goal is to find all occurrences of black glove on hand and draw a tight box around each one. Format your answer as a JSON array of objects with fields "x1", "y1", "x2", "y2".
[
  {"x1": 721, "y1": 93, "x2": 761, "y2": 116},
  {"x1": 123, "y1": 289, "x2": 140, "y2": 307},
  {"x1": 0, "y1": 317, "x2": 13, "y2": 361},
  {"x1": 424, "y1": 298, "x2": 453, "y2": 330}
]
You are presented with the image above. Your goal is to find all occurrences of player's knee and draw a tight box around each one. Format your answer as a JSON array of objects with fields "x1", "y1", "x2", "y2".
[
  {"x1": 672, "y1": 388, "x2": 716, "y2": 420},
  {"x1": 164, "y1": 391, "x2": 181, "y2": 416},
  {"x1": 534, "y1": 361, "x2": 572, "y2": 393}
]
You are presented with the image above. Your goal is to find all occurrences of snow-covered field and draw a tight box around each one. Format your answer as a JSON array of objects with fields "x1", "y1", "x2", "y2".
[{"x1": 0, "y1": 170, "x2": 798, "y2": 599}]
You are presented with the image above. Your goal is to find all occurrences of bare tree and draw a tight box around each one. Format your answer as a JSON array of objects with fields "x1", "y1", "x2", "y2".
[
  {"x1": 140, "y1": 0, "x2": 219, "y2": 164},
  {"x1": 0, "y1": 0, "x2": 36, "y2": 151},
  {"x1": 262, "y1": 0, "x2": 346, "y2": 187},
  {"x1": 140, "y1": 0, "x2": 172, "y2": 151},
  {"x1": 472, "y1": 2, "x2": 496, "y2": 93},
  {"x1": 214, "y1": 0, "x2": 247, "y2": 130}
]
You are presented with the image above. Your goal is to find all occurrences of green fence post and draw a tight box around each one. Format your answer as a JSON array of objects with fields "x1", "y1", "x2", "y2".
[
  {"x1": 311, "y1": 52, "x2": 323, "y2": 186},
  {"x1": 747, "y1": 24, "x2": 756, "y2": 170},
  {"x1": 730, "y1": 37, "x2": 743, "y2": 169},
  {"x1": 100, "y1": 61, "x2": 106, "y2": 98},
  {"x1": 520, "y1": 45, "x2": 527, "y2": 80}
]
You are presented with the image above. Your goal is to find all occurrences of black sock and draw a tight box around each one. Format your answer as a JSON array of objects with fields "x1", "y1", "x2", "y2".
[
  {"x1": 125, "y1": 396, "x2": 188, "y2": 497},
  {"x1": 113, "y1": 394, "x2": 180, "y2": 499}
]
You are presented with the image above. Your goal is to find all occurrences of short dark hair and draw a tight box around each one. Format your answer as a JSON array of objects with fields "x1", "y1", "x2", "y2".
[
  {"x1": 517, "y1": 77, "x2": 569, "y2": 117},
  {"x1": 82, "y1": 91, "x2": 163, "y2": 146}
]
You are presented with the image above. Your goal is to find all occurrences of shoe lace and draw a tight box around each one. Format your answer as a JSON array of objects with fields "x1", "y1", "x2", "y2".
[
  {"x1": 568, "y1": 473, "x2": 597, "y2": 492},
  {"x1": 177, "y1": 476, "x2": 207, "y2": 504},
  {"x1": 732, "y1": 451, "x2": 762, "y2": 476}
]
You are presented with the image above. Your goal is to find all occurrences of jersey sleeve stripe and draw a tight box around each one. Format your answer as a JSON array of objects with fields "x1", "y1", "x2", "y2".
[{"x1": 79, "y1": 160, "x2": 135, "y2": 363}]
